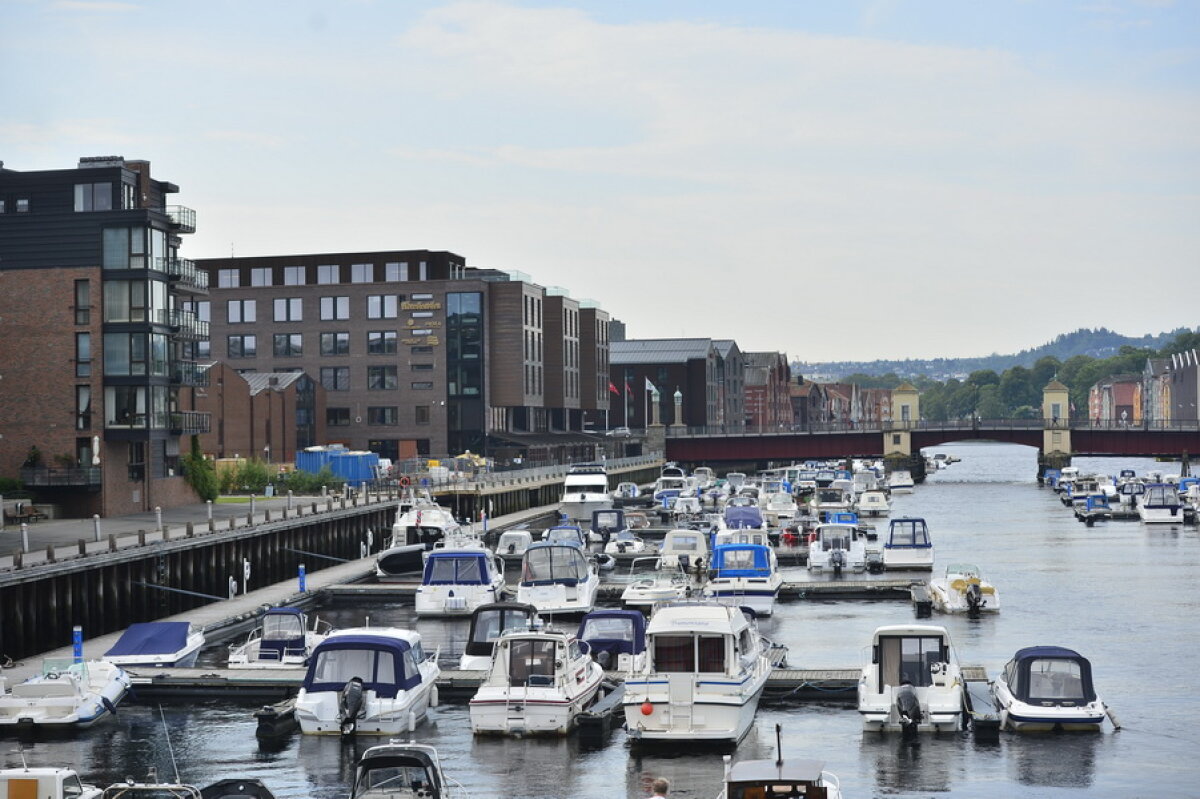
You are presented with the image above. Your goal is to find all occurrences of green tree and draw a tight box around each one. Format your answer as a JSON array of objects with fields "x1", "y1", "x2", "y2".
[
  {"x1": 966, "y1": 369, "x2": 1000, "y2": 388},
  {"x1": 998, "y1": 366, "x2": 1036, "y2": 411},
  {"x1": 182, "y1": 436, "x2": 218, "y2": 501},
  {"x1": 976, "y1": 385, "x2": 1007, "y2": 419}
]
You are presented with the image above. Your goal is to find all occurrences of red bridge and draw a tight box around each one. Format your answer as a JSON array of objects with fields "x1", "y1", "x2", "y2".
[{"x1": 663, "y1": 420, "x2": 1200, "y2": 464}]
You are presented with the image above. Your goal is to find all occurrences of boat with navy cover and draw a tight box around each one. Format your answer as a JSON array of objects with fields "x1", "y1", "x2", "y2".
[
  {"x1": 576, "y1": 609, "x2": 647, "y2": 672},
  {"x1": 882, "y1": 517, "x2": 934, "y2": 571},
  {"x1": 992, "y1": 646, "x2": 1111, "y2": 732},
  {"x1": 350, "y1": 741, "x2": 463, "y2": 799},
  {"x1": 702, "y1": 543, "x2": 782, "y2": 617},
  {"x1": 0, "y1": 658, "x2": 130, "y2": 730},
  {"x1": 103, "y1": 621, "x2": 204, "y2": 668},
  {"x1": 414, "y1": 548, "x2": 505, "y2": 617},
  {"x1": 457, "y1": 602, "x2": 540, "y2": 670},
  {"x1": 227, "y1": 608, "x2": 332, "y2": 669}
]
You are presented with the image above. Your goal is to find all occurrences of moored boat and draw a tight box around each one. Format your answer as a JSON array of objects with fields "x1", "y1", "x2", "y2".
[
  {"x1": 0, "y1": 765, "x2": 102, "y2": 799},
  {"x1": 702, "y1": 543, "x2": 782, "y2": 617},
  {"x1": 858, "y1": 624, "x2": 963, "y2": 733},
  {"x1": 927, "y1": 563, "x2": 999, "y2": 616},
  {"x1": 0, "y1": 658, "x2": 130, "y2": 731},
  {"x1": 103, "y1": 621, "x2": 205, "y2": 668},
  {"x1": 560, "y1": 463, "x2": 612, "y2": 523},
  {"x1": 350, "y1": 742, "x2": 462, "y2": 799},
  {"x1": 993, "y1": 646, "x2": 1110, "y2": 732},
  {"x1": 376, "y1": 499, "x2": 463, "y2": 578},
  {"x1": 715, "y1": 725, "x2": 843, "y2": 799},
  {"x1": 458, "y1": 602, "x2": 540, "y2": 670},
  {"x1": 414, "y1": 548, "x2": 505, "y2": 617},
  {"x1": 882, "y1": 517, "x2": 934, "y2": 571},
  {"x1": 515, "y1": 542, "x2": 600, "y2": 616},
  {"x1": 806, "y1": 523, "x2": 867, "y2": 575},
  {"x1": 228, "y1": 608, "x2": 332, "y2": 669}
]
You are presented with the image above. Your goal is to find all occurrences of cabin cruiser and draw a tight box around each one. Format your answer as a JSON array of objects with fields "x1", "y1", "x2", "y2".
[
  {"x1": 658, "y1": 528, "x2": 709, "y2": 573},
  {"x1": 294, "y1": 628, "x2": 439, "y2": 736},
  {"x1": 812, "y1": 487, "x2": 854, "y2": 520},
  {"x1": 928, "y1": 564, "x2": 1000, "y2": 616},
  {"x1": 97, "y1": 776, "x2": 278, "y2": 799},
  {"x1": 515, "y1": 542, "x2": 600, "y2": 616},
  {"x1": 715, "y1": 727, "x2": 843, "y2": 799},
  {"x1": 541, "y1": 524, "x2": 587, "y2": 547},
  {"x1": 723, "y1": 498, "x2": 765, "y2": 530},
  {"x1": 376, "y1": 499, "x2": 463, "y2": 578},
  {"x1": 888, "y1": 470, "x2": 915, "y2": 493},
  {"x1": 725, "y1": 472, "x2": 748, "y2": 491},
  {"x1": 993, "y1": 646, "x2": 1110, "y2": 732},
  {"x1": 612, "y1": 481, "x2": 644, "y2": 506},
  {"x1": 577, "y1": 609, "x2": 648, "y2": 672},
  {"x1": 652, "y1": 474, "x2": 688, "y2": 508},
  {"x1": 103, "y1": 621, "x2": 205, "y2": 668},
  {"x1": 588, "y1": 508, "x2": 628, "y2": 544},
  {"x1": 761, "y1": 492, "x2": 797, "y2": 528},
  {"x1": 228, "y1": 608, "x2": 332, "y2": 669},
  {"x1": 458, "y1": 602, "x2": 540, "y2": 670},
  {"x1": 852, "y1": 470, "x2": 880, "y2": 495},
  {"x1": 496, "y1": 529, "x2": 533, "y2": 557},
  {"x1": 883, "y1": 517, "x2": 934, "y2": 571},
  {"x1": 1054, "y1": 466, "x2": 1079, "y2": 495},
  {"x1": 350, "y1": 742, "x2": 462, "y2": 799},
  {"x1": 605, "y1": 528, "x2": 647, "y2": 555},
  {"x1": 857, "y1": 489, "x2": 891, "y2": 517},
  {"x1": 671, "y1": 495, "x2": 704, "y2": 522},
  {"x1": 806, "y1": 523, "x2": 867, "y2": 575},
  {"x1": 702, "y1": 544, "x2": 783, "y2": 617},
  {"x1": 560, "y1": 463, "x2": 612, "y2": 522},
  {"x1": 858, "y1": 624, "x2": 963, "y2": 733},
  {"x1": 468, "y1": 625, "x2": 604, "y2": 736},
  {"x1": 620, "y1": 556, "x2": 693, "y2": 609},
  {"x1": 1139, "y1": 483, "x2": 1185, "y2": 523},
  {"x1": 0, "y1": 658, "x2": 130, "y2": 730},
  {"x1": 0, "y1": 766, "x2": 102, "y2": 799},
  {"x1": 623, "y1": 601, "x2": 771, "y2": 744},
  {"x1": 692, "y1": 466, "x2": 716, "y2": 489},
  {"x1": 414, "y1": 548, "x2": 506, "y2": 617}
]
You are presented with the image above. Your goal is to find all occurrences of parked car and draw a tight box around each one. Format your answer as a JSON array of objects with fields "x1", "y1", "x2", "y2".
[{"x1": 607, "y1": 426, "x2": 632, "y2": 437}]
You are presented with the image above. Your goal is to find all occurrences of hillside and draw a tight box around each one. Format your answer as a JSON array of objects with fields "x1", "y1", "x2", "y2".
[{"x1": 796, "y1": 327, "x2": 1193, "y2": 381}]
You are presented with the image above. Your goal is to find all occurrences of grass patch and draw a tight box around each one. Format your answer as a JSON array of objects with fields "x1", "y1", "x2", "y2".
[{"x1": 215, "y1": 496, "x2": 257, "y2": 504}]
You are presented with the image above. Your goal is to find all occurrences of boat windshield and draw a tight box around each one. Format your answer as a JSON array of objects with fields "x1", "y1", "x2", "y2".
[
  {"x1": 424, "y1": 555, "x2": 485, "y2": 585},
  {"x1": 876, "y1": 634, "x2": 946, "y2": 690},
  {"x1": 467, "y1": 608, "x2": 534, "y2": 654},
  {"x1": 663, "y1": 533, "x2": 701, "y2": 552},
  {"x1": 615, "y1": 530, "x2": 638, "y2": 542},
  {"x1": 357, "y1": 764, "x2": 436, "y2": 796},
  {"x1": 521, "y1": 547, "x2": 588, "y2": 584},
  {"x1": 508, "y1": 638, "x2": 557, "y2": 686},
  {"x1": 1025, "y1": 658, "x2": 1088, "y2": 703},
  {"x1": 579, "y1": 616, "x2": 635, "y2": 642},
  {"x1": 818, "y1": 526, "x2": 856, "y2": 550},
  {"x1": 888, "y1": 519, "x2": 930, "y2": 547},
  {"x1": 546, "y1": 528, "x2": 584, "y2": 546},
  {"x1": 262, "y1": 613, "x2": 305, "y2": 640},
  {"x1": 651, "y1": 634, "x2": 727, "y2": 673}
]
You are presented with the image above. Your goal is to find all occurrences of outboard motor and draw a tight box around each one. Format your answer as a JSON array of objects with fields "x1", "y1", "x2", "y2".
[
  {"x1": 338, "y1": 676, "x2": 365, "y2": 737},
  {"x1": 895, "y1": 681, "x2": 922, "y2": 738},
  {"x1": 965, "y1": 582, "x2": 984, "y2": 618},
  {"x1": 507, "y1": 542, "x2": 517, "y2": 554},
  {"x1": 830, "y1": 548, "x2": 846, "y2": 576},
  {"x1": 594, "y1": 649, "x2": 612, "y2": 670},
  {"x1": 617, "y1": 542, "x2": 627, "y2": 554}
]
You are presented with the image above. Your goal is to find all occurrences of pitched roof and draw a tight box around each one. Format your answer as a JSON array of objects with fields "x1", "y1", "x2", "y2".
[
  {"x1": 242, "y1": 371, "x2": 308, "y2": 396},
  {"x1": 610, "y1": 338, "x2": 714, "y2": 365},
  {"x1": 712, "y1": 339, "x2": 740, "y2": 359}
]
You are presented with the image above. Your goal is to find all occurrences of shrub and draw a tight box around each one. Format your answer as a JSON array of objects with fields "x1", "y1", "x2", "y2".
[
  {"x1": 182, "y1": 436, "x2": 219, "y2": 501},
  {"x1": 276, "y1": 464, "x2": 344, "y2": 494}
]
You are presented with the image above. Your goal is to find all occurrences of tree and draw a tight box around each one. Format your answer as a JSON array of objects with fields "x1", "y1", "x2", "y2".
[
  {"x1": 999, "y1": 366, "x2": 1036, "y2": 411},
  {"x1": 966, "y1": 370, "x2": 1000, "y2": 388},
  {"x1": 1031, "y1": 356, "x2": 1061, "y2": 391},
  {"x1": 976, "y1": 385, "x2": 1007, "y2": 419}
]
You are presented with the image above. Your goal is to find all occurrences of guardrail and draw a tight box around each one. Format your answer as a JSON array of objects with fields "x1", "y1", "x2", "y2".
[{"x1": 666, "y1": 419, "x2": 1200, "y2": 437}]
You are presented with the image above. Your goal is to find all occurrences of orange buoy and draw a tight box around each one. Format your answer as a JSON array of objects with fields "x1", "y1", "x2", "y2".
[{"x1": 640, "y1": 701, "x2": 654, "y2": 716}]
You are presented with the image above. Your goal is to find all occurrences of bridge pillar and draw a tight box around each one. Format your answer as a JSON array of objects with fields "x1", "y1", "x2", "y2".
[{"x1": 1039, "y1": 379, "x2": 1073, "y2": 482}]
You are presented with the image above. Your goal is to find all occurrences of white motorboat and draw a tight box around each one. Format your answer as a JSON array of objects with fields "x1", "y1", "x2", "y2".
[
  {"x1": 812, "y1": 487, "x2": 854, "y2": 520},
  {"x1": 857, "y1": 489, "x2": 891, "y2": 517},
  {"x1": 541, "y1": 524, "x2": 587, "y2": 546},
  {"x1": 496, "y1": 529, "x2": 533, "y2": 557},
  {"x1": 414, "y1": 548, "x2": 506, "y2": 617},
  {"x1": 723, "y1": 498, "x2": 765, "y2": 530},
  {"x1": 515, "y1": 542, "x2": 600, "y2": 616},
  {"x1": 468, "y1": 625, "x2": 604, "y2": 736},
  {"x1": 294, "y1": 627, "x2": 440, "y2": 736},
  {"x1": 993, "y1": 646, "x2": 1111, "y2": 732},
  {"x1": 761, "y1": 492, "x2": 797, "y2": 528},
  {"x1": 376, "y1": 499, "x2": 463, "y2": 578},
  {"x1": 883, "y1": 517, "x2": 934, "y2": 571},
  {"x1": 604, "y1": 529, "x2": 647, "y2": 555},
  {"x1": 702, "y1": 544, "x2": 782, "y2": 617},
  {"x1": 806, "y1": 523, "x2": 867, "y2": 575},
  {"x1": 715, "y1": 727, "x2": 843, "y2": 799},
  {"x1": 888, "y1": 470, "x2": 915, "y2": 493},
  {"x1": 0, "y1": 766, "x2": 102, "y2": 799},
  {"x1": 623, "y1": 601, "x2": 771, "y2": 744},
  {"x1": 350, "y1": 742, "x2": 463, "y2": 799},
  {"x1": 928, "y1": 564, "x2": 1000, "y2": 616},
  {"x1": 228, "y1": 608, "x2": 332, "y2": 669},
  {"x1": 559, "y1": 463, "x2": 612, "y2": 523},
  {"x1": 658, "y1": 528, "x2": 708, "y2": 573},
  {"x1": 577, "y1": 610, "x2": 648, "y2": 672},
  {"x1": 620, "y1": 556, "x2": 693, "y2": 609},
  {"x1": 612, "y1": 481, "x2": 642, "y2": 503},
  {"x1": 858, "y1": 624, "x2": 964, "y2": 733},
  {"x1": 692, "y1": 466, "x2": 716, "y2": 489},
  {"x1": 1138, "y1": 483, "x2": 1185, "y2": 523},
  {"x1": 458, "y1": 602, "x2": 540, "y2": 670},
  {"x1": 671, "y1": 495, "x2": 704, "y2": 521},
  {"x1": 0, "y1": 658, "x2": 130, "y2": 730},
  {"x1": 588, "y1": 507, "x2": 628, "y2": 544},
  {"x1": 103, "y1": 621, "x2": 204, "y2": 668}
]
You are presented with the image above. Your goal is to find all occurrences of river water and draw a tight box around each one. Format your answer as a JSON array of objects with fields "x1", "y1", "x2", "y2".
[{"x1": 7, "y1": 442, "x2": 1199, "y2": 798}]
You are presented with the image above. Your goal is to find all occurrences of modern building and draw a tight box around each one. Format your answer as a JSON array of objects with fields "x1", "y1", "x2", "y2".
[
  {"x1": 1165, "y1": 349, "x2": 1199, "y2": 422},
  {"x1": 0, "y1": 157, "x2": 210, "y2": 515}
]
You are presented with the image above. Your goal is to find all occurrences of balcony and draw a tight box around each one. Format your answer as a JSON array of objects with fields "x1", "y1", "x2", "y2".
[
  {"x1": 168, "y1": 308, "x2": 209, "y2": 341},
  {"x1": 171, "y1": 360, "x2": 211, "y2": 387},
  {"x1": 169, "y1": 410, "x2": 211, "y2": 435},
  {"x1": 165, "y1": 205, "x2": 196, "y2": 234},
  {"x1": 160, "y1": 257, "x2": 209, "y2": 294},
  {"x1": 20, "y1": 466, "x2": 102, "y2": 488}
]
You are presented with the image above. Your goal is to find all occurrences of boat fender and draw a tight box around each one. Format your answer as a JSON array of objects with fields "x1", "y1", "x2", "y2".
[
  {"x1": 640, "y1": 701, "x2": 654, "y2": 716},
  {"x1": 101, "y1": 696, "x2": 118, "y2": 716},
  {"x1": 430, "y1": 684, "x2": 439, "y2": 708}
]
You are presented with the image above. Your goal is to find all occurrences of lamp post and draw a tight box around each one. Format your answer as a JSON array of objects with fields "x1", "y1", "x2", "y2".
[{"x1": 673, "y1": 389, "x2": 683, "y2": 429}]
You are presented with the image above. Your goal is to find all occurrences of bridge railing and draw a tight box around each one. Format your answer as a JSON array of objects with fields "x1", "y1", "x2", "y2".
[{"x1": 666, "y1": 418, "x2": 1200, "y2": 438}]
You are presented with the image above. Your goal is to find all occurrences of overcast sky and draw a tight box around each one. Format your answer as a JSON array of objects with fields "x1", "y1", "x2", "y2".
[{"x1": 3, "y1": 0, "x2": 1196, "y2": 361}]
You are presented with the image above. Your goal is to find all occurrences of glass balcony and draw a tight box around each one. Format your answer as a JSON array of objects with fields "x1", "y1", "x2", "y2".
[
  {"x1": 169, "y1": 411, "x2": 211, "y2": 434},
  {"x1": 168, "y1": 308, "x2": 210, "y2": 341},
  {"x1": 166, "y1": 205, "x2": 196, "y2": 234},
  {"x1": 20, "y1": 466, "x2": 102, "y2": 488},
  {"x1": 171, "y1": 360, "x2": 211, "y2": 387},
  {"x1": 158, "y1": 257, "x2": 209, "y2": 293}
]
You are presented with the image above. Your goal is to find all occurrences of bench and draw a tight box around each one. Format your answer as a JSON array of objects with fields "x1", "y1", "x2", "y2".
[{"x1": 3, "y1": 507, "x2": 46, "y2": 524}]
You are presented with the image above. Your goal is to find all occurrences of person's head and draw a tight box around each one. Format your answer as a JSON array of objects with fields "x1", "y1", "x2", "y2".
[{"x1": 651, "y1": 777, "x2": 669, "y2": 796}]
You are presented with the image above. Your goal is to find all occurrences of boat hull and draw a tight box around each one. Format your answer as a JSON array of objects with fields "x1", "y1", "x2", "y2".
[
  {"x1": 0, "y1": 663, "x2": 130, "y2": 730},
  {"x1": 469, "y1": 676, "x2": 603, "y2": 736},
  {"x1": 623, "y1": 684, "x2": 766, "y2": 744},
  {"x1": 295, "y1": 681, "x2": 437, "y2": 736}
]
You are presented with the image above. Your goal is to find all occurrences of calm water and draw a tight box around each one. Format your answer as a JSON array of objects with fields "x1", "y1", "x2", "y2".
[{"x1": 6, "y1": 442, "x2": 1199, "y2": 798}]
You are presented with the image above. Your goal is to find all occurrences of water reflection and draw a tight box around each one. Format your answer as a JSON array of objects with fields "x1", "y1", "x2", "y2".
[
  {"x1": 860, "y1": 733, "x2": 956, "y2": 793},
  {"x1": 1008, "y1": 732, "x2": 1104, "y2": 788}
]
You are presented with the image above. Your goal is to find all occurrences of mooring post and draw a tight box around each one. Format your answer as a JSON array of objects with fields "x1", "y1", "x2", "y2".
[
  {"x1": 21, "y1": 522, "x2": 29, "y2": 553},
  {"x1": 186, "y1": 521, "x2": 194, "y2": 538},
  {"x1": 206, "y1": 500, "x2": 213, "y2": 521},
  {"x1": 108, "y1": 534, "x2": 117, "y2": 552},
  {"x1": 321, "y1": 484, "x2": 327, "y2": 498},
  {"x1": 77, "y1": 539, "x2": 86, "y2": 556},
  {"x1": 287, "y1": 490, "x2": 294, "y2": 511},
  {"x1": 229, "y1": 518, "x2": 236, "y2": 531},
  {"x1": 298, "y1": 563, "x2": 307, "y2": 592},
  {"x1": 12, "y1": 549, "x2": 21, "y2": 569},
  {"x1": 265, "y1": 508, "x2": 272, "y2": 522},
  {"x1": 46, "y1": 544, "x2": 55, "y2": 562},
  {"x1": 137, "y1": 531, "x2": 146, "y2": 546},
  {"x1": 92, "y1": 514, "x2": 101, "y2": 543},
  {"x1": 72, "y1": 625, "x2": 83, "y2": 664},
  {"x1": 155, "y1": 506, "x2": 163, "y2": 533}
]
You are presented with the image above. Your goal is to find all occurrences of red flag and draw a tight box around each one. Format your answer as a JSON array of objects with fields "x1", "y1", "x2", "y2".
[{"x1": 608, "y1": 381, "x2": 620, "y2": 395}]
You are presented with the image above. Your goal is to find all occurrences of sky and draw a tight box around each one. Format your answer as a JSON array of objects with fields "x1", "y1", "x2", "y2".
[{"x1": 2, "y1": 0, "x2": 1197, "y2": 362}]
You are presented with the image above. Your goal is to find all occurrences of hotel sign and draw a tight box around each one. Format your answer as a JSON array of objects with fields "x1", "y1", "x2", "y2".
[
  {"x1": 403, "y1": 336, "x2": 440, "y2": 346},
  {"x1": 402, "y1": 300, "x2": 442, "y2": 311}
]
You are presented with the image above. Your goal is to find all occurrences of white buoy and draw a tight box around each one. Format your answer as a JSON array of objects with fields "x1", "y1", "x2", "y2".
[{"x1": 1104, "y1": 702, "x2": 1122, "y2": 730}]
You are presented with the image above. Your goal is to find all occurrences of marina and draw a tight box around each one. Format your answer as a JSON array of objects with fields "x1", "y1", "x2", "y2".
[{"x1": 2, "y1": 442, "x2": 1198, "y2": 797}]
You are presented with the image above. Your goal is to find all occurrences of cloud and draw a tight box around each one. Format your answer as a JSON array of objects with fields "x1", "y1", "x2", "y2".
[{"x1": 52, "y1": 1, "x2": 139, "y2": 11}]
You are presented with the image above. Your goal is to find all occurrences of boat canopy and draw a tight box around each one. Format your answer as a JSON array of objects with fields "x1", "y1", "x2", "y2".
[
  {"x1": 724, "y1": 505, "x2": 763, "y2": 529},
  {"x1": 464, "y1": 602, "x2": 538, "y2": 657},
  {"x1": 200, "y1": 779, "x2": 278, "y2": 799},
  {"x1": 1143, "y1": 484, "x2": 1181, "y2": 509},
  {"x1": 725, "y1": 758, "x2": 829, "y2": 795},
  {"x1": 520, "y1": 543, "x2": 590, "y2": 586},
  {"x1": 829, "y1": 512, "x2": 858, "y2": 525},
  {"x1": 1085, "y1": 495, "x2": 1111, "y2": 512},
  {"x1": 873, "y1": 629, "x2": 949, "y2": 691},
  {"x1": 257, "y1": 608, "x2": 307, "y2": 662},
  {"x1": 591, "y1": 508, "x2": 626, "y2": 533},
  {"x1": 545, "y1": 525, "x2": 586, "y2": 547},
  {"x1": 711, "y1": 544, "x2": 772, "y2": 577},
  {"x1": 577, "y1": 610, "x2": 647, "y2": 658},
  {"x1": 1004, "y1": 646, "x2": 1096, "y2": 705},
  {"x1": 104, "y1": 621, "x2": 193, "y2": 658},
  {"x1": 421, "y1": 551, "x2": 492, "y2": 585},
  {"x1": 353, "y1": 745, "x2": 442, "y2": 798},
  {"x1": 886, "y1": 518, "x2": 931, "y2": 548},
  {"x1": 816, "y1": 524, "x2": 858, "y2": 551},
  {"x1": 302, "y1": 635, "x2": 422, "y2": 697}
]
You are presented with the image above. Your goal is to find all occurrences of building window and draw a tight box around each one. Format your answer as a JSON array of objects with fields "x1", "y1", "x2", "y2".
[
  {"x1": 411, "y1": 381, "x2": 433, "y2": 390},
  {"x1": 127, "y1": 441, "x2": 146, "y2": 481},
  {"x1": 415, "y1": 405, "x2": 430, "y2": 425},
  {"x1": 411, "y1": 311, "x2": 434, "y2": 319},
  {"x1": 75, "y1": 333, "x2": 91, "y2": 377},
  {"x1": 351, "y1": 263, "x2": 373, "y2": 283},
  {"x1": 227, "y1": 299, "x2": 257, "y2": 323},
  {"x1": 418, "y1": 261, "x2": 427, "y2": 280},
  {"x1": 217, "y1": 268, "x2": 239, "y2": 288},
  {"x1": 367, "y1": 295, "x2": 398, "y2": 319},
  {"x1": 317, "y1": 264, "x2": 340, "y2": 284},
  {"x1": 76, "y1": 386, "x2": 92, "y2": 430},
  {"x1": 327, "y1": 407, "x2": 351, "y2": 427},
  {"x1": 250, "y1": 267, "x2": 273, "y2": 286},
  {"x1": 368, "y1": 406, "x2": 398, "y2": 426},
  {"x1": 74, "y1": 182, "x2": 112, "y2": 212},
  {"x1": 283, "y1": 266, "x2": 305, "y2": 285},
  {"x1": 197, "y1": 339, "x2": 211, "y2": 358},
  {"x1": 16, "y1": 198, "x2": 30, "y2": 213},
  {"x1": 321, "y1": 367, "x2": 350, "y2": 391},
  {"x1": 273, "y1": 333, "x2": 302, "y2": 357},
  {"x1": 368, "y1": 365, "x2": 398, "y2": 390},
  {"x1": 412, "y1": 293, "x2": 433, "y2": 301},
  {"x1": 412, "y1": 346, "x2": 433, "y2": 354},
  {"x1": 368, "y1": 439, "x2": 400, "y2": 462},
  {"x1": 74, "y1": 280, "x2": 90, "y2": 324},
  {"x1": 273, "y1": 297, "x2": 302, "y2": 322},
  {"x1": 385, "y1": 262, "x2": 408, "y2": 281},
  {"x1": 320, "y1": 331, "x2": 350, "y2": 356},
  {"x1": 412, "y1": 363, "x2": 434, "y2": 371},
  {"x1": 226, "y1": 334, "x2": 256, "y2": 358},
  {"x1": 320, "y1": 296, "x2": 350, "y2": 321},
  {"x1": 367, "y1": 330, "x2": 398, "y2": 355}
]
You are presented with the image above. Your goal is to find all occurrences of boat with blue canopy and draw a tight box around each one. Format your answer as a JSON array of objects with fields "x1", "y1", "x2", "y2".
[
  {"x1": 883, "y1": 517, "x2": 934, "y2": 571},
  {"x1": 702, "y1": 543, "x2": 782, "y2": 616},
  {"x1": 227, "y1": 608, "x2": 332, "y2": 669},
  {"x1": 576, "y1": 609, "x2": 647, "y2": 672},
  {"x1": 415, "y1": 548, "x2": 505, "y2": 617},
  {"x1": 103, "y1": 621, "x2": 204, "y2": 668}
]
